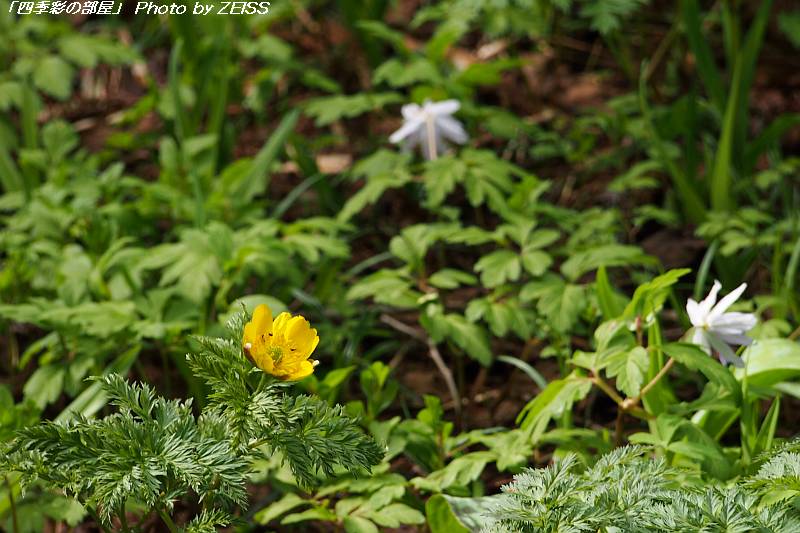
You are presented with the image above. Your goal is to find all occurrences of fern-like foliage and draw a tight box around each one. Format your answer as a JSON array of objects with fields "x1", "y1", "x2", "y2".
[
  {"x1": 483, "y1": 445, "x2": 800, "y2": 532},
  {"x1": 1, "y1": 311, "x2": 383, "y2": 529},
  {"x1": 186, "y1": 312, "x2": 385, "y2": 488},
  {"x1": 3, "y1": 374, "x2": 247, "y2": 526}
]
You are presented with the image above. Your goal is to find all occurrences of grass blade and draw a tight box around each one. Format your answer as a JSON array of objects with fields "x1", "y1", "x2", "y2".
[
  {"x1": 681, "y1": 0, "x2": 725, "y2": 113},
  {"x1": 233, "y1": 109, "x2": 299, "y2": 203}
]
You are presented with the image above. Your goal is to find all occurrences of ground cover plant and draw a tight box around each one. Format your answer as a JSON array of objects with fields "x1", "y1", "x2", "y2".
[{"x1": 1, "y1": 0, "x2": 800, "y2": 531}]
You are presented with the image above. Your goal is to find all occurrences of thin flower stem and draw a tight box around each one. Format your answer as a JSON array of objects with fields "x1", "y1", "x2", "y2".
[
  {"x1": 639, "y1": 358, "x2": 675, "y2": 399},
  {"x1": 425, "y1": 114, "x2": 437, "y2": 160},
  {"x1": 378, "y1": 313, "x2": 462, "y2": 421},
  {"x1": 789, "y1": 324, "x2": 800, "y2": 341}
]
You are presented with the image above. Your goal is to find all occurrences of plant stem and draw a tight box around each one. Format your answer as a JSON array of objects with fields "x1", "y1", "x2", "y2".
[
  {"x1": 789, "y1": 324, "x2": 800, "y2": 341},
  {"x1": 158, "y1": 508, "x2": 180, "y2": 533},
  {"x1": 639, "y1": 358, "x2": 675, "y2": 398},
  {"x1": 590, "y1": 375, "x2": 625, "y2": 406},
  {"x1": 86, "y1": 506, "x2": 111, "y2": 533},
  {"x1": 5, "y1": 476, "x2": 19, "y2": 533},
  {"x1": 614, "y1": 409, "x2": 625, "y2": 447},
  {"x1": 119, "y1": 505, "x2": 131, "y2": 533},
  {"x1": 425, "y1": 114, "x2": 437, "y2": 160}
]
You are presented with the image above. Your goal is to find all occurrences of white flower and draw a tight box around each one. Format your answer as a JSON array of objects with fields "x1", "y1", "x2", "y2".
[
  {"x1": 686, "y1": 280, "x2": 757, "y2": 367},
  {"x1": 389, "y1": 99, "x2": 467, "y2": 160}
]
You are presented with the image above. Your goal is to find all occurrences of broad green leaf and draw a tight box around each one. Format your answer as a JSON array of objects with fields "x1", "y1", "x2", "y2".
[
  {"x1": 412, "y1": 451, "x2": 495, "y2": 492},
  {"x1": 518, "y1": 373, "x2": 592, "y2": 444},
  {"x1": 426, "y1": 495, "x2": 470, "y2": 533},
  {"x1": 474, "y1": 250, "x2": 521, "y2": 287},
  {"x1": 735, "y1": 339, "x2": 800, "y2": 388},
  {"x1": 429, "y1": 268, "x2": 477, "y2": 289},
  {"x1": 304, "y1": 93, "x2": 402, "y2": 126},
  {"x1": 442, "y1": 314, "x2": 492, "y2": 366},
  {"x1": 255, "y1": 493, "x2": 309, "y2": 525},
  {"x1": 605, "y1": 346, "x2": 649, "y2": 397},
  {"x1": 521, "y1": 247, "x2": 551, "y2": 276},
  {"x1": 33, "y1": 56, "x2": 74, "y2": 100},
  {"x1": 23, "y1": 365, "x2": 65, "y2": 409},
  {"x1": 561, "y1": 244, "x2": 652, "y2": 281},
  {"x1": 663, "y1": 343, "x2": 740, "y2": 400},
  {"x1": 346, "y1": 269, "x2": 420, "y2": 309},
  {"x1": 622, "y1": 268, "x2": 690, "y2": 321},
  {"x1": 343, "y1": 516, "x2": 379, "y2": 533},
  {"x1": 366, "y1": 503, "x2": 424, "y2": 527},
  {"x1": 521, "y1": 276, "x2": 586, "y2": 332}
]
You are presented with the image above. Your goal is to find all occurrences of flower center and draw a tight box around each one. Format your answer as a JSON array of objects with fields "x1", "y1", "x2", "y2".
[{"x1": 269, "y1": 346, "x2": 284, "y2": 363}]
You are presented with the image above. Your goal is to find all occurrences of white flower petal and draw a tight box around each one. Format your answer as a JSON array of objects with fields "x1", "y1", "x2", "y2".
[
  {"x1": 697, "y1": 280, "x2": 722, "y2": 318},
  {"x1": 686, "y1": 299, "x2": 703, "y2": 327},
  {"x1": 706, "y1": 331, "x2": 745, "y2": 368},
  {"x1": 426, "y1": 99, "x2": 460, "y2": 116},
  {"x1": 716, "y1": 331, "x2": 753, "y2": 346},
  {"x1": 389, "y1": 117, "x2": 424, "y2": 144},
  {"x1": 707, "y1": 282, "x2": 747, "y2": 322},
  {"x1": 710, "y1": 311, "x2": 757, "y2": 332},
  {"x1": 690, "y1": 327, "x2": 711, "y2": 353},
  {"x1": 435, "y1": 115, "x2": 468, "y2": 144},
  {"x1": 401, "y1": 103, "x2": 422, "y2": 121}
]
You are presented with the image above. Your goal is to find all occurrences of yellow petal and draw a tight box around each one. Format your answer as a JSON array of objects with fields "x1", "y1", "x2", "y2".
[
  {"x1": 271, "y1": 312, "x2": 292, "y2": 338},
  {"x1": 253, "y1": 351, "x2": 275, "y2": 373},
  {"x1": 285, "y1": 360, "x2": 315, "y2": 381},
  {"x1": 243, "y1": 322, "x2": 258, "y2": 346},
  {"x1": 252, "y1": 304, "x2": 273, "y2": 334}
]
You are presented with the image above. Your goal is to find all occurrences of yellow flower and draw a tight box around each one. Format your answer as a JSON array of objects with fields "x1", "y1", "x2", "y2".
[{"x1": 242, "y1": 304, "x2": 320, "y2": 380}]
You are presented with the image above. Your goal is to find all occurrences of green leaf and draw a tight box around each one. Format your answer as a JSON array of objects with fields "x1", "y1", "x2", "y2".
[
  {"x1": 442, "y1": 314, "x2": 492, "y2": 366},
  {"x1": 521, "y1": 276, "x2": 586, "y2": 332},
  {"x1": 423, "y1": 156, "x2": 467, "y2": 207},
  {"x1": 622, "y1": 268, "x2": 690, "y2": 321},
  {"x1": 366, "y1": 503, "x2": 424, "y2": 527},
  {"x1": 58, "y1": 35, "x2": 99, "y2": 68},
  {"x1": 778, "y1": 10, "x2": 800, "y2": 48},
  {"x1": 426, "y1": 495, "x2": 470, "y2": 533},
  {"x1": 663, "y1": 343, "x2": 740, "y2": 400},
  {"x1": 518, "y1": 374, "x2": 592, "y2": 444},
  {"x1": 338, "y1": 171, "x2": 412, "y2": 222},
  {"x1": 681, "y1": 0, "x2": 725, "y2": 112},
  {"x1": 346, "y1": 269, "x2": 420, "y2": 309},
  {"x1": 282, "y1": 507, "x2": 338, "y2": 524},
  {"x1": 561, "y1": 244, "x2": 652, "y2": 281},
  {"x1": 605, "y1": 346, "x2": 649, "y2": 397},
  {"x1": 595, "y1": 265, "x2": 628, "y2": 319},
  {"x1": 521, "y1": 247, "x2": 552, "y2": 276},
  {"x1": 233, "y1": 110, "x2": 298, "y2": 203},
  {"x1": 33, "y1": 56, "x2": 74, "y2": 100},
  {"x1": 735, "y1": 339, "x2": 800, "y2": 388},
  {"x1": 429, "y1": 269, "x2": 477, "y2": 289},
  {"x1": 412, "y1": 451, "x2": 495, "y2": 492},
  {"x1": 373, "y1": 57, "x2": 441, "y2": 88},
  {"x1": 343, "y1": 516, "x2": 379, "y2": 533},
  {"x1": 254, "y1": 493, "x2": 309, "y2": 525},
  {"x1": 442, "y1": 495, "x2": 499, "y2": 532},
  {"x1": 304, "y1": 93, "x2": 402, "y2": 126},
  {"x1": 474, "y1": 250, "x2": 521, "y2": 287},
  {"x1": 23, "y1": 365, "x2": 65, "y2": 409}
]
